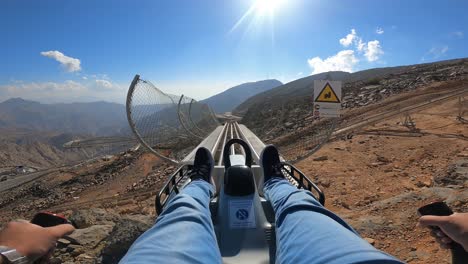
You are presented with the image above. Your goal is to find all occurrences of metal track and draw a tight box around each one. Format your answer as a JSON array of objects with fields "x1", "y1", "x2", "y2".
[{"x1": 333, "y1": 87, "x2": 468, "y2": 137}]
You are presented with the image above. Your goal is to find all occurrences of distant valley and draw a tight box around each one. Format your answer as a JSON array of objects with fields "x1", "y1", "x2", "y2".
[{"x1": 0, "y1": 98, "x2": 128, "y2": 136}]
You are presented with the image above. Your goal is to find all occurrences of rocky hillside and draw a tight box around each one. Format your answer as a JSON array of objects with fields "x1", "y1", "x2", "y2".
[
  {"x1": 0, "y1": 128, "x2": 113, "y2": 169},
  {"x1": 0, "y1": 98, "x2": 127, "y2": 136},
  {"x1": 237, "y1": 58, "x2": 467, "y2": 137},
  {"x1": 0, "y1": 87, "x2": 466, "y2": 263},
  {"x1": 0, "y1": 58, "x2": 466, "y2": 264},
  {"x1": 201, "y1": 79, "x2": 282, "y2": 113},
  {"x1": 234, "y1": 71, "x2": 349, "y2": 115}
]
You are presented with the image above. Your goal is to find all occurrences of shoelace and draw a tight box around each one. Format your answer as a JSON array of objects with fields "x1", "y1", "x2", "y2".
[
  {"x1": 272, "y1": 163, "x2": 283, "y2": 177},
  {"x1": 189, "y1": 165, "x2": 210, "y2": 179}
]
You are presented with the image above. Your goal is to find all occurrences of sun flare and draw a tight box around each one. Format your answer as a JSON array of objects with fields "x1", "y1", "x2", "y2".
[{"x1": 254, "y1": 0, "x2": 285, "y2": 16}]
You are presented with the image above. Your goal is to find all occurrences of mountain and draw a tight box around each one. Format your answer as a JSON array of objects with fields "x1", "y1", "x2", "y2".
[
  {"x1": 234, "y1": 58, "x2": 467, "y2": 136},
  {"x1": 0, "y1": 98, "x2": 128, "y2": 136},
  {"x1": 201, "y1": 79, "x2": 282, "y2": 113},
  {"x1": 233, "y1": 72, "x2": 349, "y2": 116},
  {"x1": 233, "y1": 58, "x2": 467, "y2": 116}
]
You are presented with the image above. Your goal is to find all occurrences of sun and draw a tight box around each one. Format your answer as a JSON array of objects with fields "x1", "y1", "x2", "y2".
[
  {"x1": 229, "y1": 0, "x2": 288, "y2": 34},
  {"x1": 254, "y1": 0, "x2": 285, "y2": 16}
]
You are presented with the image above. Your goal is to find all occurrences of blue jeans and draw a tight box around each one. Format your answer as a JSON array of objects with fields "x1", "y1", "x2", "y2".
[{"x1": 121, "y1": 178, "x2": 403, "y2": 264}]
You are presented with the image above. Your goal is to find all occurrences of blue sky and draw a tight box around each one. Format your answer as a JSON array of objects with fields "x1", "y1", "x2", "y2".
[{"x1": 0, "y1": 0, "x2": 467, "y2": 103}]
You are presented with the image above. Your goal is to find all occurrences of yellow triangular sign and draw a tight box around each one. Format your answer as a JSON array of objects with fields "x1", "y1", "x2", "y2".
[{"x1": 315, "y1": 82, "x2": 340, "y2": 103}]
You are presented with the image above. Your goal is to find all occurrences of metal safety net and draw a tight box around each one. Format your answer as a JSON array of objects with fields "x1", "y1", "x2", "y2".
[
  {"x1": 178, "y1": 95, "x2": 219, "y2": 139},
  {"x1": 276, "y1": 118, "x2": 337, "y2": 164},
  {"x1": 126, "y1": 75, "x2": 219, "y2": 163}
]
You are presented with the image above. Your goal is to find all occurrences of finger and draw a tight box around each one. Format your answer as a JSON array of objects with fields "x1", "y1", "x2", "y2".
[
  {"x1": 46, "y1": 224, "x2": 75, "y2": 238},
  {"x1": 419, "y1": 215, "x2": 450, "y2": 228}
]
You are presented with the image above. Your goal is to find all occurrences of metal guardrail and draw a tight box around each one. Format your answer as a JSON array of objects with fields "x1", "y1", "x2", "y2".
[
  {"x1": 155, "y1": 165, "x2": 191, "y2": 214},
  {"x1": 281, "y1": 162, "x2": 325, "y2": 205}
]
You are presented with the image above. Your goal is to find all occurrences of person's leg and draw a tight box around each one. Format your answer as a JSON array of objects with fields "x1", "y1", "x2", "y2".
[
  {"x1": 120, "y1": 148, "x2": 221, "y2": 264},
  {"x1": 261, "y1": 146, "x2": 403, "y2": 264}
]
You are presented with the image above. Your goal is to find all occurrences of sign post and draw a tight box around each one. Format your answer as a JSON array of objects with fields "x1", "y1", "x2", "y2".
[{"x1": 313, "y1": 80, "x2": 342, "y2": 118}]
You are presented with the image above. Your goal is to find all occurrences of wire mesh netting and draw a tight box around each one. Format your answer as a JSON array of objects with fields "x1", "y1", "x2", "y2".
[
  {"x1": 275, "y1": 117, "x2": 337, "y2": 164},
  {"x1": 126, "y1": 75, "x2": 219, "y2": 163}
]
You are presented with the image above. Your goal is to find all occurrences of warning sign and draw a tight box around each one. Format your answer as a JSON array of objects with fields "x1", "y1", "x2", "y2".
[
  {"x1": 315, "y1": 82, "x2": 341, "y2": 103},
  {"x1": 229, "y1": 200, "x2": 256, "y2": 229},
  {"x1": 313, "y1": 80, "x2": 342, "y2": 118}
]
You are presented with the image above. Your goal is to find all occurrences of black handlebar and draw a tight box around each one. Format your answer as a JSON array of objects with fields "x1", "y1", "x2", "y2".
[
  {"x1": 418, "y1": 202, "x2": 468, "y2": 264},
  {"x1": 223, "y1": 138, "x2": 252, "y2": 168}
]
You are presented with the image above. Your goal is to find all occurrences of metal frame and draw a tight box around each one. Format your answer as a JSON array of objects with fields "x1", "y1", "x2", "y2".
[
  {"x1": 457, "y1": 96, "x2": 467, "y2": 124},
  {"x1": 208, "y1": 105, "x2": 221, "y2": 126},
  {"x1": 155, "y1": 165, "x2": 191, "y2": 214},
  {"x1": 281, "y1": 162, "x2": 326, "y2": 205},
  {"x1": 177, "y1": 95, "x2": 204, "y2": 139},
  {"x1": 155, "y1": 159, "x2": 326, "y2": 215},
  {"x1": 280, "y1": 118, "x2": 338, "y2": 164},
  {"x1": 126, "y1": 74, "x2": 178, "y2": 164},
  {"x1": 188, "y1": 99, "x2": 208, "y2": 136}
]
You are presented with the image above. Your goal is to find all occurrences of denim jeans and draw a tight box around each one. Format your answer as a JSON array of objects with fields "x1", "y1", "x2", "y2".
[{"x1": 120, "y1": 178, "x2": 403, "y2": 264}]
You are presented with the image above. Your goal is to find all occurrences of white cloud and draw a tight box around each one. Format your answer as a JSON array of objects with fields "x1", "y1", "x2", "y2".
[
  {"x1": 339, "y1": 29, "x2": 384, "y2": 62},
  {"x1": 339, "y1": 29, "x2": 358, "y2": 47},
  {"x1": 308, "y1": 50, "x2": 358, "y2": 74},
  {"x1": 430, "y1": 46, "x2": 449, "y2": 57},
  {"x1": 356, "y1": 38, "x2": 365, "y2": 52},
  {"x1": 376, "y1": 27, "x2": 384, "y2": 34},
  {"x1": 364, "y1": 40, "x2": 384, "y2": 62},
  {"x1": 0, "y1": 79, "x2": 125, "y2": 103},
  {"x1": 95, "y1": 79, "x2": 113, "y2": 89},
  {"x1": 308, "y1": 29, "x2": 383, "y2": 74},
  {"x1": 421, "y1": 46, "x2": 449, "y2": 62},
  {"x1": 451, "y1": 31, "x2": 464, "y2": 38},
  {"x1": 40, "y1": 50, "x2": 81, "y2": 72},
  {"x1": 297, "y1": 72, "x2": 303, "y2": 76}
]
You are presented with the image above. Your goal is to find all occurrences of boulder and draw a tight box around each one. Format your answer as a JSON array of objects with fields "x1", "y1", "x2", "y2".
[
  {"x1": 70, "y1": 208, "x2": 120, "y2": 228},
  {"x1": 100, "y1": 216, "x2": 153, "y2": 264},
  {"x1": 68, "y1": 224, "x2": 114, "y2": 248},
  {"x1": 434, "y1": 160, "x2": 468, "y2": 187},
  {"x1": 313, "y1": 156, "x2": 328, "y2": 161}
]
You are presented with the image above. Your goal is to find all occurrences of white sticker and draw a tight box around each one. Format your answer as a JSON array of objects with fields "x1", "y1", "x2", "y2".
[{"x1": 229, "y1": 199, "x2": 256, "y2": 229}]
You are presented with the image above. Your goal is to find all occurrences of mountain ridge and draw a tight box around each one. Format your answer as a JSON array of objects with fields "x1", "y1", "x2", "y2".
[
  {"x1": 0, "y1": 99, "x2": 128, "y2": 136},
  {"x1": 233, "y1": 58, "x2": 467, "y2": 116},
  {"x1": 201, "y1": 79, "x2": 282, "y2": 113}
]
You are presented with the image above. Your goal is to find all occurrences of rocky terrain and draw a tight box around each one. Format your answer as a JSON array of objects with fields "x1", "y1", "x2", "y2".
[
  {"x1": 0, "y1": 147, "x2": 174, "y2": 263},
  {"x1": 295, "y1": 98, "x2": 468, "y2": 264},
  {"x1": 0, "y1": 58, "x2": 466, "y2": 263},
  {"x1": 0, "y1": 129, "x2": 89, "y2": 169},
  {"x1": 237, "y1": 58, "x2": 467, "y2": 138}
]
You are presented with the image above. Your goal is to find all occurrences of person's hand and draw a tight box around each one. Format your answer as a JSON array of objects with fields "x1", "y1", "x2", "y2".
[
  {"x1": 0, "y1": 221, "x2": 74, "y2": 260},
  {"x1": 419, "y1": 212, "x2": 468, "y2": 251}
]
